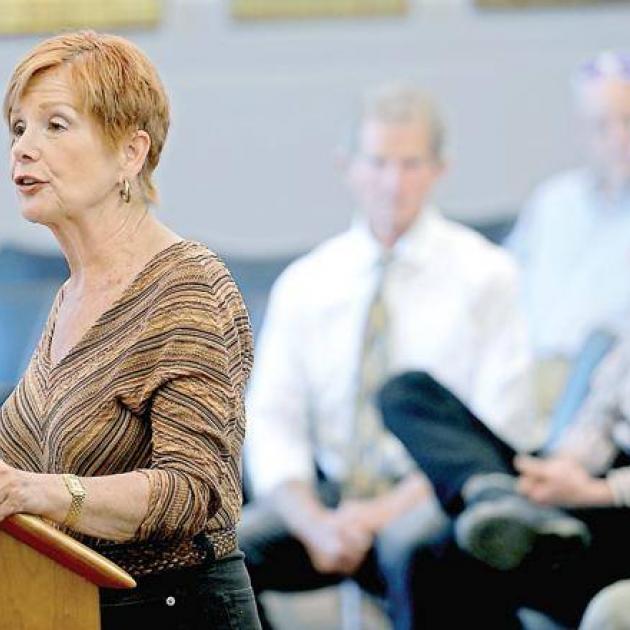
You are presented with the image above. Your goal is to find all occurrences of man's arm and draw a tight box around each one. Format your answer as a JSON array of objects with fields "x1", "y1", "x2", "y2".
[
  {"x1": 244, "y1": 270, "x2": 372, "y2": 574},
  {"x1": 244, "y1": 269, "x2": 316, "y2": 498},
  {"x1": 515, "y1": 455, "x2": 615, "y2": 507},
  {"x1": 470, "y1": 260, "x2": 541, "y2": 452}
]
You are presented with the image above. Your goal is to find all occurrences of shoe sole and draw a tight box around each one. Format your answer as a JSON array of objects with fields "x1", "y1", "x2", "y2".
[{"x1": 455, "y1": 503, "x2": 590, "y2": 572}]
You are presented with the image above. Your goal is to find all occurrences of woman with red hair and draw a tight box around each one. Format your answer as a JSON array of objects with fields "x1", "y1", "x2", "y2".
[{"x1": 0, "y1": 31, "x2": 260, "y2": 629}]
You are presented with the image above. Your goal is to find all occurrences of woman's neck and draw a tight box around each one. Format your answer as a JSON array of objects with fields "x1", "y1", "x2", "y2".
[{"x1": 50, "y1": 203, "x2": 180, "y2": 294}]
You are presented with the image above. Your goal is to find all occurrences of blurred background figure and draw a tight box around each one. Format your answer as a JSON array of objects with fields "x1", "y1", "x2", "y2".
[
  {"x1": 508, "y1": 51, "x2": 630, "y2": 362},
  {"x1": 380, "y1": 318, "x2": 630, "y2": 628},
  {"x1": 579, "y1": 580, "x2": 630, "y2": 630},
  {"x1": 240, "y1": 82, "x2": 536, "y2": 630}
]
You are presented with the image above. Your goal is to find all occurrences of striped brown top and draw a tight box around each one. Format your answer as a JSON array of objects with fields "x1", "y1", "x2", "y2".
[{"x1": 0, "y1": 241, "x2": 253, "y2": 577}]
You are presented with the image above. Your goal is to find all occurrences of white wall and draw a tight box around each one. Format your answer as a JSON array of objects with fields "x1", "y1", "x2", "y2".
[{"x1": 1, "y1": 0, "x2": 630, "y2": 255}]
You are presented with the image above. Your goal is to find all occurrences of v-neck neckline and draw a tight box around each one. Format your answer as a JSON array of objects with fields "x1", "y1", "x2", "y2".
[{"x1": 43, "y1": 239, "x2": 190, "y2": 374}]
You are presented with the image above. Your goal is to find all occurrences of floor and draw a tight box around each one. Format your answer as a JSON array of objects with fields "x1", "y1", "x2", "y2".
[
  {"x1": 261, "y1": 587, "x2": 566, "y2": 630},
  {"x1": 263, "y1": 585, "x2": 391, "y2": 630}
]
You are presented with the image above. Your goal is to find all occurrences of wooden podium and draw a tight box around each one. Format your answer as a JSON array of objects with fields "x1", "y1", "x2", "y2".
[{"x1": 0, "y1": 513, "x2": 136, "y2": 630}]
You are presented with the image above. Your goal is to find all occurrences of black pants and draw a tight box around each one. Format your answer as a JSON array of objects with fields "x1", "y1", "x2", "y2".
[
  {"x1": 239, "y1": 481, "x2": 449, "y2": 630},
  {"x1": 100, "y1": 550, "x2": 261, "y2": 630},
  {"x1": 380, "y1": 370, "x2": 630, "y2": 627}
]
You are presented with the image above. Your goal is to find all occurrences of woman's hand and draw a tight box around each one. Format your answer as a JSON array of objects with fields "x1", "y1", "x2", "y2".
[
  {"x1": 0, "y1": 460, "x2": 30, "y2": 521},
  {"x1": 514, "y1": 455, "x2": 614, "y2": 508},
  {"x1": 0, "y1": 461, "x2": 70, "y2": 524}
]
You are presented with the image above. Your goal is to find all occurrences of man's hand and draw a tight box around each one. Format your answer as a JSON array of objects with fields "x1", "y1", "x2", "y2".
[
  {"x1": 300, "y1": 508, "x2": 373, "y2": 575},
  {"x1": 336, "y1": 472, "x2": 432, "y2": 535},
  {"x1": 271, "y1": 475, "x2": 431, "y2": 575},
  {"x1": 335, "y1": 499, "x2": 381, "y2": 534},
  {"x1": 271, "y1": 481, "x2": 373, "y2": 575},
  {"x1": 515, "y1": 455, "x2": 614, "y2": 507}
]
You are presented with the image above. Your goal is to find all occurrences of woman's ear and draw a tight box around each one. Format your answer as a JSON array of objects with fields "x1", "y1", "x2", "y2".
[{"x1": 122, "y1": 130, "x2": 151, "y2": 178}]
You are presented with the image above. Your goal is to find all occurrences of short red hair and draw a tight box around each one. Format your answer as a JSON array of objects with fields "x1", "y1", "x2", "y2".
[{"x1": 4, "y1": 30, "x2": 169, "y2": 204}]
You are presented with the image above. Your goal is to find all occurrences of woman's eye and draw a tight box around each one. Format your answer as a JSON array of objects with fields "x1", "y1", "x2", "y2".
[
  {"x1": 48, "y1": 120, "x2": 67, "y2": 132},
  {"x1": 12, "y1": 122, "x2": 25, "y2": 137}
]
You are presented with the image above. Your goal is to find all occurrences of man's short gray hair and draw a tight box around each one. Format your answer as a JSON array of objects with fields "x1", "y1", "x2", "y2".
[{"x1": 357, "y1": 82, "x2": 446, "y2": 161}]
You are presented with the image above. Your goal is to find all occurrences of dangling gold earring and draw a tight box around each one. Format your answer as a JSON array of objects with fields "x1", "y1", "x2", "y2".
[{"x1": 120, "y1": 178, "x2": 131, "y2": 204}]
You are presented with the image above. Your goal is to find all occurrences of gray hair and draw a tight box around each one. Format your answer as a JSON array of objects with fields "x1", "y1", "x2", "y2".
[
  {"x1": 571, "y1": 51, "x2": 630, "y2": 109},
  {"x1": 573, "y1": 51, "x2": 630, "y2": 88},
  {"x1": 351, "y1": 82, "x2": 446, "y2": 161}
]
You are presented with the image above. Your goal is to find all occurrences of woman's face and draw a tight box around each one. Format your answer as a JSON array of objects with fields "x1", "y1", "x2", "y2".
[{"x1": 9, "y1": 66, "x2": 123, "y2": 225}]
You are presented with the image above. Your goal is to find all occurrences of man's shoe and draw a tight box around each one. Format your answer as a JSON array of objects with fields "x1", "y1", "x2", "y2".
[{"x1": 454, "y1": 494, "x2": 591, "y2": 571}]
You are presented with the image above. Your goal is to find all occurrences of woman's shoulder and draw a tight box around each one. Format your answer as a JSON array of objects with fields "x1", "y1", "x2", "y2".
[
  {"x1": 146, "y1": 241, "x2": 250, "y2": 331},
  {"x1": 127, "y1": 241, "x2": 253, "y2": 393},
  {"x1": 156, "y1": 240, "x2": 222, "y2": 275},
  {"x1": 150, "y1": 240, "x2": 238, "y2": 299}
]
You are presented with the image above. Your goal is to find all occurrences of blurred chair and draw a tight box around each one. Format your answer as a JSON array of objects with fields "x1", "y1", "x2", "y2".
[
  {"x1": 0, "y1": 281, "x2": 59, "y2": 386},
  {"x1": 0, "y1": 244, "x2": 69, "y2": 401},
  {"x1": 534, "y1": 357, "x2": 572, "y2": 424},
  {"x1": 470, "y1": 214, "x2": 515, "y2": 245},
  {"x1": 0, "y1": 245, "x2": 68, "y2": 282},
  {"x1": 224, "y1": 255, "x2": 296, "y2": 338}
]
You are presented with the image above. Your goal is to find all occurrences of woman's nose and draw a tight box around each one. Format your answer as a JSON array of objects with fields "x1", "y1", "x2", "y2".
[{"x1": 11, "y1": 130, "x2": 40, "y2": 163}]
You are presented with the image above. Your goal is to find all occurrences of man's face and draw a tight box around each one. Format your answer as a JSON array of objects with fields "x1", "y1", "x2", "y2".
[
  {"x1": 578, "y1": 78, "x2": 630, "y2": 188},
  {"x1": 347, "y1": 118, "x2": 445, "y2": 247}
]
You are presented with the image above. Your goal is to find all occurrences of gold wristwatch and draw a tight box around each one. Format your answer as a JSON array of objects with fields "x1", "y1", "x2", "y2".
[{"x1": 61, "y1": 474, "x2": 86, "y2": 529}]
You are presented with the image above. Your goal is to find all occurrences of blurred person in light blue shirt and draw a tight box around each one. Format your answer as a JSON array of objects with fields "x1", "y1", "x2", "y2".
[{"x1": 509, "y1": 51, "x2": 630, "y2": 359}]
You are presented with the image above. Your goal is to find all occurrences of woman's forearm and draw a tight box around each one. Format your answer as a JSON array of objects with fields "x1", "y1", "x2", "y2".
[{"x1": 20, "y1": 469, "x2": 150, "y2": 541}]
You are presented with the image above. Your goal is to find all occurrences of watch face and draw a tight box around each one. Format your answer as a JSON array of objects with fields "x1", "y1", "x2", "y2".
[{"x1": 67, "y1": 476, "x2": 85, "y2": 495}]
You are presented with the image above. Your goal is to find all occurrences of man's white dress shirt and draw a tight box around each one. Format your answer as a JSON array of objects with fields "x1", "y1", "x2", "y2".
[
  {"x1": 246, "y1": 208, "x2": 540, "y2": 498},
  {"x1": 508, "y1": 169, "x2": 630, "y2": 359}
]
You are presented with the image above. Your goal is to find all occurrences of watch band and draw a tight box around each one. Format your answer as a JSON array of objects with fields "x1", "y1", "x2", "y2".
[{"x1": 61, "y1": 473, "x2": 86, "y2": 529}]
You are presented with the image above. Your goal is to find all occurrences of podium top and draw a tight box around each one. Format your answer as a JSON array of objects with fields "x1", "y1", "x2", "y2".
[{"x1": 1, "y1": 514, "x2": 136, "y2": 589}]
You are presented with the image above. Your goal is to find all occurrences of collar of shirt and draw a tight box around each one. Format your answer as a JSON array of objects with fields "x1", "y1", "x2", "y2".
[
  {"x1": 347, "y1": 205, "x2": 440, "y2": 275},
  {"x1": 585, "y1": 169, "x2": 630, "y2": 214}
]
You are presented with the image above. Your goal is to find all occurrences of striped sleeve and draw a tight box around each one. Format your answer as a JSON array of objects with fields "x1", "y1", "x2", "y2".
[{"x1": 134, "y1": 260, "x2": 253, "y2": 541}]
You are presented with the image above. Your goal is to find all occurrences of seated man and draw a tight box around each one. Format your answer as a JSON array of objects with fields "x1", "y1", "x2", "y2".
[
  {"x1": 508, "y1": 51, "x2": 630, "y2": 361},
  {"x1": 381, "y1": 319, "x2": 630, "y2": 627},
  {"x1": 240, "y1": 83, "x2": 540, "y2": 630}
]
